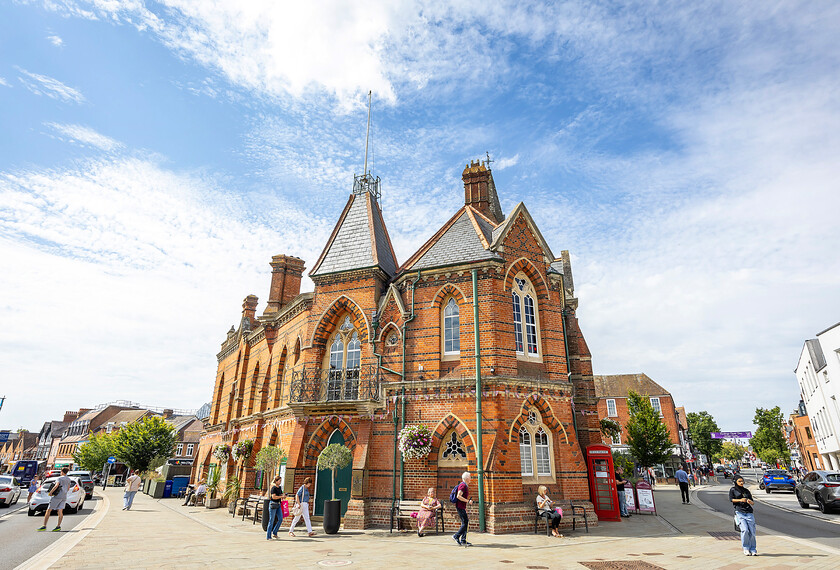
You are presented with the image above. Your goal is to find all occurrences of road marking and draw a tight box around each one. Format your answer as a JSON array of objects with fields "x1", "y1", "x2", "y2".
[{"x1": 14, "y1": 491, "x2": 110, "y2": 570}]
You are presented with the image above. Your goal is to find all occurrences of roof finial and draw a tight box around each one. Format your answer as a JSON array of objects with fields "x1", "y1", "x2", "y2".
[
  {"x1": 484, "y1": 151, "x2": 494, "y2": 169},
  {"x1": 363, "y1": 90, "x2": 372, "y2": 176}
]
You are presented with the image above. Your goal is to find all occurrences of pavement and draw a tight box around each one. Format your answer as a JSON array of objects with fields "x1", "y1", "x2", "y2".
[{"x1": 19, "y1": 482, "x2": 840, "y2": 569}]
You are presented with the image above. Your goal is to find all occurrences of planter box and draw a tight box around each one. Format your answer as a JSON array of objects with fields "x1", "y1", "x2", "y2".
[
  {"x1": 206, "y1": 497, "x2": 222, "y2": 509},
  {"x1": 149, "y1": 480, "x2": 167, "y2": 499},
  {"x1": 143, "y1": 478, "x2": 152, "y2": 495}
]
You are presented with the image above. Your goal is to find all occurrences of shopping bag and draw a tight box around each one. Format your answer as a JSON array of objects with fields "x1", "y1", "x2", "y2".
[
  {"x1": 554, "y1": 507, "x2": 563, "y2": 517},
  {"x1": 281, "y1": 500, "x2": 290, "y2": 517}
]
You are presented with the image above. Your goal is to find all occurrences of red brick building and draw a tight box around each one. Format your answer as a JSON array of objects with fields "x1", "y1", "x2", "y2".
[
  {"x1": 594, "y1": 374, "x2": 683, "y2": 476},
  {"x1": 195, "y1": 161, "x2": 601, "y2": 532}
]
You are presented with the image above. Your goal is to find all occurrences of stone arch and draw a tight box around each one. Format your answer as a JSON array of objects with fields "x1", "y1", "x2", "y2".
[
  {"x1": 375, "y1": 321, "x2": 402, "y2": 343},
  {"x1": 310, "y1": 295, "x2": 370, "y2": 349},
  {"x1": 429, "y1": 283, "x2": 468, "y2": 308},
  {"x1": 304, "y1": 416, "x2": 358, "y2": 467},
  {"x1": 503, "y1": 257, "x2": 549, "y2": 300},
  {"x1": 430, "y1": 413, "x2": 476, "y2": 462},
  {"x1": 508, "y1": 393, "x2": 568, "y2": 444}
]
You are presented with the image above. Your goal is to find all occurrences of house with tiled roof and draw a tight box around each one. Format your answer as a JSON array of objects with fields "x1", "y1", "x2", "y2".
[
  {"x1": 594, "y1": 373, "x2": 683, "y2": 476},
  {"x1": 195, "y1": 161, "x2": 600, "y2": 533}
]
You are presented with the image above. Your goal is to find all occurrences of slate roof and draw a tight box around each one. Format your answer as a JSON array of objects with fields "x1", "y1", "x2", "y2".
[
  {"x1": 805, "y1": 339, "x2": 827, "y2": 371},
  {"x1": 310, "y1": 192, "x2": 398, "y2": 277},
  {"x1": 593, "y1": 373, "x2": 671, "y2": 398},
  {"x1": 401, "y1": 206, "x2": 502, "y2": 272}
]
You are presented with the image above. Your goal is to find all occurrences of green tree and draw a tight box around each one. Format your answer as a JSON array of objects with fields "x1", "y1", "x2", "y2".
[
  {"x1": 254, "y1": 445, "x2": 287, "y2": 492},
  {"x1": 750, "y1": 406, "x2": 790, "y2": 466},
  {"x1": 113, "y1": 416, "x2": 176, "y2": 473},
  {"x1": 719, "y1": 441, "x2": 747, "y2": 463},
  {"x1": 625, "y1": 390, "x2": 674, "y2": 469},
  {"x1": 316, "y1": 444, "x2": 352, "y2": 501},
  {"x1": 612, "y1": 450, "x2": 636, "y2": 481},
  {"x1": 73, "y1": 432, "x2": 116, "y2": 472},
  {"x1": 686, "y1": 411, "x2": 724, "y2": 464}
]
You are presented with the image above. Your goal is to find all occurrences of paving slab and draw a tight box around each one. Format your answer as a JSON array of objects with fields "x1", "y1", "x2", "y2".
[{"x1": 38, "y1": 484, "x2": 840, "y2": 569}]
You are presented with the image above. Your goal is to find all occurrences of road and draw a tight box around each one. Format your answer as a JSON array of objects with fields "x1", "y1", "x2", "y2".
[
  {"x1": 0, "y1": 494, "x2": 99, "y2": 570},
  {"x1": 697, "y1": 474, "x2": 840, "y2": 551}
]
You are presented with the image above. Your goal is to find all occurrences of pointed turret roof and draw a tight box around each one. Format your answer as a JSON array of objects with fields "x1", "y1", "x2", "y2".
[{"x1": 310, "y1": 190, "x2": 398, "y2": 278}]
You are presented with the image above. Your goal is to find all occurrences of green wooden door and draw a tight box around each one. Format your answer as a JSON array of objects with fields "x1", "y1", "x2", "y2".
[{"x1": 314, "y1": 431, "x2": 352, "y2": 516}]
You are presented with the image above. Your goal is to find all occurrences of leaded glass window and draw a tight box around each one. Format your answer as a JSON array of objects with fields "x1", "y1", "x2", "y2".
[
  {"x1": 444, "y1": 298, "x2": 460, "y2": 354},
  {"x1": 442, "y1": 432, "x2": 467, "y2": 460},
  {"x1": 524, "y1": 295, "x2": 538, "y2": 355},
  {"x1": 512, "y1": 293, "x2": 523, "y2": 353},
  {"x1": 535, "y1": 427, "x2": 550, "y2": 475},
  {"x1": 519, "y1": 426, "x2": 533, "y2": 476}
]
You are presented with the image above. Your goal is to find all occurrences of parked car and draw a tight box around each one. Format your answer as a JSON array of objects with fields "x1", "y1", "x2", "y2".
[
  {"x1": 0, "y1": 476, "x2": 22, "y2": 507},
  {"x1": 762, "y1": 469, "x2": 796, "y2": 493},
  {"x1": 68, "y1": 471, "x2": 94, "y2": 499},
  {"x1": 796, "y1": 471, "x2": 840, "y2": 513},
  {"x1": 28, "y1": 477, "x2": 85, "y2": 516}
]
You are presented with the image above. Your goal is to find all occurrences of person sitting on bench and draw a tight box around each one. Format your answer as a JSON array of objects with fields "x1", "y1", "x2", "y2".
[{"x1": 183, "y1": 481, "x2": 206, "y2": 506}]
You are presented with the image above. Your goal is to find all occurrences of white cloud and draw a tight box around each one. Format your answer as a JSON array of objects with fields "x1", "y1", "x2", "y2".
[
  {"x1": 494, "y1": 154, "x2": 519, "y2": 170},
  {"x1": 0, "y1": 76, "x2": 9, "y2": 87},
  {"x1": 47, "y1": 34, "x2": 64, "y2": 47},
  {"x1": 45, "y1": 122, "x2": 123, "y2": 152},
  {"x1": 16, "y1": 67, "x2": 85, "y2": 104}
]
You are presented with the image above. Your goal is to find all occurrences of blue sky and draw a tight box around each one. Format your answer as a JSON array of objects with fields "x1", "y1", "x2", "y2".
[{"x1": 1, "y1": 1, "x2": 839, "y2": 437}]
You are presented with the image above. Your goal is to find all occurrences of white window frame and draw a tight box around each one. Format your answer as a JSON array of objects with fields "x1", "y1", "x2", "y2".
[
  {"x1": 176, "y1": 443, "x2": 184, "y2": 456},
  {"x1": 511, "y1": 273, "x2": 542, "y2": 361},
  {"x1": 534, "y1": 428, "x2": 551, "y2": 476},
  {"x1": 519, "y1": 427, "x2": 533, "y2": 477},
  {"x1": 606, "y1": 399, "x2": 617, "y2": 417},
  {"x1": 186, "y1": 443, "x2": 194, "y2": 456},
  {"x1": 612, "y1": 431, "x2": 622, "y2": 446},
  {"x1": 442, "y1": 297, "x2": 460, "y2": 356},
  {"x1": 650, "y1": 397, "x2": 662, "y2": 416}
]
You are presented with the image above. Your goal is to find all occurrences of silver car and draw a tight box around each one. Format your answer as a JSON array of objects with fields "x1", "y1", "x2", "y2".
[
  {"x1": 0, "y1": 475, "x2": 22, "y2": 507},
  {"x1": 796, "y1": 470, "x2": 840, "y2": 513}
]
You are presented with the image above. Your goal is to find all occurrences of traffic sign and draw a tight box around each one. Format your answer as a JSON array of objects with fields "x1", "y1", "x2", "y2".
[
  {"x1": 0, "y1": 432, "x2": 9, "y2": 443},
  {"x1": 711, "y1": 431, "x2": 752, "y2": 439},
  {"x1": 107, "y1": 456, "x2": 116, "y2": 464}
]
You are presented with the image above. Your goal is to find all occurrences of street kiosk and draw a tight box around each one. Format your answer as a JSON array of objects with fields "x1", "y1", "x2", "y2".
[{"x1": 586, "y1": 444, "x2": 621, "y2": 522}]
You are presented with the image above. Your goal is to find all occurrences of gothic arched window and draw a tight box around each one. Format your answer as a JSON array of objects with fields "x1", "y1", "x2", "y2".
[
  {"x1": 443, "y1": 297, "x2": 460, "y2": 356},
  {"x1": 518, "y1": 409, "x2": 555, "y2": 482},
  {"x1": 325, "y1": 316, "x2": 361, "y2": 400},
  {"x1": 519, "y1": 426, "x2": 533, "y2": 477},
  {"x1": 512, "y1": 273, "x2": 541, "y2": 359}
]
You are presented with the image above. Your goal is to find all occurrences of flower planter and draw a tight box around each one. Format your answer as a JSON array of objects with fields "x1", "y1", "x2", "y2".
[
  {"x1": 322, "y1": 499, "x2": 341, "y2": 534},
  {"x1": 149, "y1": 480, "x2": 166, "y2": 499},
  {"x1": 206, "y1": 497, "x2": 221, "y2": 509}
]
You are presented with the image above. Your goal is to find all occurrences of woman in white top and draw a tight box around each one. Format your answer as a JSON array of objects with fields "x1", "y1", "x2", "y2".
[{"x1": 536, "y1": 485, "x2": 562, "y2": 537}]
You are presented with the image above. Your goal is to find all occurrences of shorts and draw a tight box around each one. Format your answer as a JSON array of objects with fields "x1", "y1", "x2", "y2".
[{"x1": 49, "y1": 496, "x2": 67, "y2": 511}]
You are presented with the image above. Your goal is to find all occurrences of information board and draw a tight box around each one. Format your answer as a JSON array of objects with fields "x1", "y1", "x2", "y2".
[
  {"x1": 635, "y1": 481, "x2": 656, "y2": 514},
  {"x1": 624, "y1": 486, "x2": 636, "y2": 513}
]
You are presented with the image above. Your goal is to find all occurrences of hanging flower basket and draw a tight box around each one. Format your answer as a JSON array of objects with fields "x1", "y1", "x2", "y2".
[
  {"x1": 213, "y1": 443, "x2": 231, "y2": 462},
  {"x1": 399, "y1": 424, "x2": 432, "y2": 460},
  {"x1": 232, "y1": 439, "x2": 254, "y2": 462}
]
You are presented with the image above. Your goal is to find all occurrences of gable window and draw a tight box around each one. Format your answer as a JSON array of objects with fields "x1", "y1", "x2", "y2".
[
  {"x1": 606, "y1": 399, "x2": 617, "y2": 417},
  {"x1": 518, "y1": 409, "x2": 555, "y2": 482},
  {"x1": 443, "y1": 297, "x2": 460, "y2": 355},
  {"x1": 512, "y1": 273, "x2": 541, "y2": 359},
  {"x1": 176, "y1": 443, "x2": 184, "y2": 456},
  {"x1": 325, "y1": 316, "x2": 361, "y2": 401},
  {"x1": 650, "y1": 397, "x2": 662, "y2": 416},
  {"x1": 186, "y1": 443, "x2": 194, "y2": 456}
]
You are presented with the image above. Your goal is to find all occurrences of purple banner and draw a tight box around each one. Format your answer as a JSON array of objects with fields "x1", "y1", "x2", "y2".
[{"x1": 711, "y1": 431, "x2": 752, "y2": 439}]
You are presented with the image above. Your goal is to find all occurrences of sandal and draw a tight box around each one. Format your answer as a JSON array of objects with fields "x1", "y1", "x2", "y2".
[
  {"x1": 308, "y1": 531, "x2": 317, "y2": 537},
  {"x1": 288, "y1": 532, "x2": 295, "y2": 537}
]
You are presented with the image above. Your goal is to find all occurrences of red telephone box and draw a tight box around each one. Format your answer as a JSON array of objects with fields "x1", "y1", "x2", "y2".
[{"x1": 586, "y1": 444, "x2": 621, "y2": 521}]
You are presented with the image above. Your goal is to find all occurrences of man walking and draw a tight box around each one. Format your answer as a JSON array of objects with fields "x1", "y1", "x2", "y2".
[
  {"x1": 123, "y1": 470, "x2": 141, "y2": 510},
  {"x1": 453, "y1": 471, "x2": 473, "y2": 547},
  {"x1": 38, "y1": 467, "x2": 71, "y2": 532},
  {"x1": 615, "y1": 466, "x2": 631, "y2": 518},
  {"x1": 676, "y1": 465, "x2": 690, "y2": 504}
]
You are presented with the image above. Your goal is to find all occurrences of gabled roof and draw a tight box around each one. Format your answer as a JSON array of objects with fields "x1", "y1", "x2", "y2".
[
  {"x1": 593, "y1": 373, "x2": 671, "y2": 398},
  {"x1": 401, "y1": 206, "x2": 503, "y2": 272},
  {"x1": 490, "y1": 202, "x2": 555, "y2": 261},
  {"x1": 310, "y1": 192, "x2": 398, "y2": 277}
]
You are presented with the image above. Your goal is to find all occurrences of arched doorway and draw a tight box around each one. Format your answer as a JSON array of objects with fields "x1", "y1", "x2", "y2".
[{"x1": 314, "y1": 430, "x2": 352, "y2": 516}]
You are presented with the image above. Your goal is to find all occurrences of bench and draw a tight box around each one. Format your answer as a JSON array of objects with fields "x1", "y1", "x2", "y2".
[
  {"x1": 568, "y1": 501, "x2": 589, "y2": 533},
  {"x1": 242, "y1": 494, "x2": 266, "y2": 524},
  {"x1": 189, "y1": 492, "x2": 205, "y2": 506},
  {"x1": 390, "y1": 500, "x2": 445, "y2": 534},
  {"x1": 534, "y1": 505, "x2": 557, "y2": 536}
]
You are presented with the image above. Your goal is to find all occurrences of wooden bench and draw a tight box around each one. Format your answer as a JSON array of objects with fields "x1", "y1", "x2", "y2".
[
  {"x1": 390, "y1": 500, "x2": 445, "y2": 534},
  {"x1": 242, "y1": 494, "x2": 266, "y2": 524}
]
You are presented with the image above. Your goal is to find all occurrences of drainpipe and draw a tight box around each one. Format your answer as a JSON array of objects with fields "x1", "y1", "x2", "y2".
[
  {"x1": 561, "y1": 308, "x2": 580, "y2": 443},
  {"x1": 399, "y1": 271, "x2": 421, "y2": 501},
  {"x1": 471, "y1": 269, "x2": 485, "y2": 532}
]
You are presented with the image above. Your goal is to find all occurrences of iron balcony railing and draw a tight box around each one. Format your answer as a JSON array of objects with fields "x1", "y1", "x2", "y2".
[{"x1": 289, "y1": 365, "x2": 380, "y2": 404}]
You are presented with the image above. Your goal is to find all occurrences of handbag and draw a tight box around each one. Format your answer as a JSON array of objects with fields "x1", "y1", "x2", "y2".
[
  {"x1": 554, "y1": 506, "x2": 563, "y2": 517},
  {"x1": 281, "y1": 500, "x2": 290, "y2": 517},
  {"x1": 292, "y1": 501, "x2": 302, "y2": 517}
]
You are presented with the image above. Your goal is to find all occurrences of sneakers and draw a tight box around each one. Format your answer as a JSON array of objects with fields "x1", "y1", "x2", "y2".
[
  {"x1": 461, "y1": 541, "x2": 472, "y2": 547},
  {"x1": 743, "y1": 550, "x2": 751, "y2": 556},
  {"x1": 452, "y1": 535, "x2": 460, "y2": 545},
  {"x1": 52, "y1": 527, "x2": 61, "y2": 532},
  {"x1": 37, "y1": 526, "x2": 47, "y2": 532}
]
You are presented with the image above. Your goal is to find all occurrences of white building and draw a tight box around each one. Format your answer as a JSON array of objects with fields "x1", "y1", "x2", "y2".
[{"x1": 795, "y1": 322, "x2": 840, "y2": 470}]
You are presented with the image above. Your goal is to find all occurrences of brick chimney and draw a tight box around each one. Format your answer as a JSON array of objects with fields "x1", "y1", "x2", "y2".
[
  {"x1": 265, "y1": 255, "x2": 306, "y2": 314},
  {"x1": 63, "y1": 411, "x2": 79, "y2": 423},
  {"x1": 162, "y1": 409, "x2": 174, "y2": 419},
  {"x1": 241, "y1": 295, "x2": 259, "y2": 331},
  {"x1": 463, "y1": 159, "x2": 504, "y2": 224}
]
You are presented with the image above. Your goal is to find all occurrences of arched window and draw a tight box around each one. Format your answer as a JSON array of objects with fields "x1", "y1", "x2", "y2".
[
  {"x1": 518, "y1": 409, "x2": 555, "y2": 482},
  {"x1": 325, "y1": 316, "x2": 361, "y2": 401},
  {"x1": 213, "y1": 376, "x2": 224, "y2": 424},
  {"x1": 443, "y1": 297, "x2": 460, "y2": 356},
  {"x1": 519, "y1": 426, "x2": 533, "y2": 477},
  {"x1": 512, "y1": 274, "x2": 541, "y2": 359}
]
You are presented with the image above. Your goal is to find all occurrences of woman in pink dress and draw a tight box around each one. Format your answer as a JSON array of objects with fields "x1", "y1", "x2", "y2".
[{"x1": 416, "y1": 487, "x2": 442, "y2": 537}]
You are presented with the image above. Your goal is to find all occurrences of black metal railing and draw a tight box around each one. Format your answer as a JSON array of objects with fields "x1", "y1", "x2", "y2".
[{"x1": 289, "y1": 365, "x2": 380, "y2": 404}]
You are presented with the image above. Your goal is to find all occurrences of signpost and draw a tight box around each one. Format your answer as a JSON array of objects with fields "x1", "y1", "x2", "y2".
[
  {"x1": 103, "y1": 456, "x2": 117, "y2": 490},
  {"x1": 711, "y1": 432, "x2": 752, "y2": 439}
]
